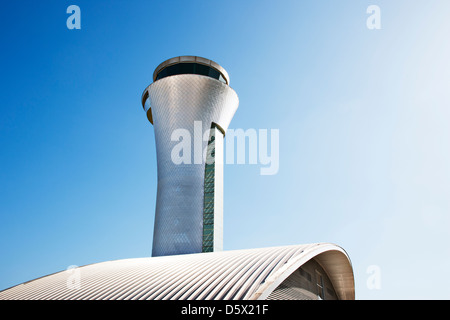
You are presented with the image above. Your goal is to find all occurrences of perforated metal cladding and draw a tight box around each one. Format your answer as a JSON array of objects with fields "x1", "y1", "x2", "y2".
[{"x1": 146, "y1": 75, "x2": 238, "y2": 257}]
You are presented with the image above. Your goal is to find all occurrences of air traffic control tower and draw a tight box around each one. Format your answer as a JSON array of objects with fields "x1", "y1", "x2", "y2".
[
  {"x1": 141, "y1": 56, "x2": 239, "y2": 257},
  {"x1": 0, "y1": 56, "x2": 355, "y2": 301}
]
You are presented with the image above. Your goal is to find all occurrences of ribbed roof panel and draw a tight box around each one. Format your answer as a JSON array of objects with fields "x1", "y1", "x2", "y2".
[{"x1": 0, "y1": 243, "x2": 355, "y2": 300}]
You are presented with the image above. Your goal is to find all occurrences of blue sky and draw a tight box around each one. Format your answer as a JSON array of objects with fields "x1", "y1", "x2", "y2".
[{"x1": 1, "y1": 0, "x2": 450, "y2": 299}]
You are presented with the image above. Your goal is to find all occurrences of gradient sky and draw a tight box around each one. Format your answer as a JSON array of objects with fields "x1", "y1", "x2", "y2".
[{"x1": 1, "y1": 0, "x2": 450, "y2": 299}]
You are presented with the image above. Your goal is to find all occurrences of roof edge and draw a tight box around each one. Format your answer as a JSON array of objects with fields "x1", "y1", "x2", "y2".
[{"x1": 251, "y1": 243, "x2": 355, "y2": 300}]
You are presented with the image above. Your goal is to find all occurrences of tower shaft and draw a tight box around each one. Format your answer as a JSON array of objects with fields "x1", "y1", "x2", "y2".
[{"x1": 142, "y1": 57, "x2": 238, "y2": 257}]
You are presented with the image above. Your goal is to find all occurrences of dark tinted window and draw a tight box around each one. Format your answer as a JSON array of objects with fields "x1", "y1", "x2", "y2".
[
  {"x1": 155, "y1": 63, "x2": 227, "y2": 84},
  {"x1": 194, "y1": 63, "x2": 210, "y2": 77}
]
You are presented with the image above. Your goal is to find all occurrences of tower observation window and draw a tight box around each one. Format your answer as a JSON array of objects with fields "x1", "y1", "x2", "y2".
[{"x1": 155, "y1": 63, "x2": 227, "y2": 84}]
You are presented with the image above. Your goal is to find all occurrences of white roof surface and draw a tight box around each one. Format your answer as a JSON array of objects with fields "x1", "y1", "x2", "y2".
[{"x1": 0, "y1": 243, "x2": 355, "y2": 300}]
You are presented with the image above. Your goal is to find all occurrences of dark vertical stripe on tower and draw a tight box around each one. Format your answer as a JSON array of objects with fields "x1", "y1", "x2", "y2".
[{"x1": 202, "y1": 124, "x2": 217, "y2": 252}]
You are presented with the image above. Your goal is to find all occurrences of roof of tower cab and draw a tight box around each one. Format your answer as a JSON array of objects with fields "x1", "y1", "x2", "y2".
[
  {"x1": 141, "y1": 56, "x2": 232, "y2": 125},
  {"x1": 152, "y1": 56, "x2": 230, "y2": 85}
]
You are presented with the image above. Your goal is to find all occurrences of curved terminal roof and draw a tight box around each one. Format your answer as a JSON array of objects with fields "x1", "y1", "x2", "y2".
[{"x1": 0, "y1": 243, "x2": 354, "y2": 300}]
